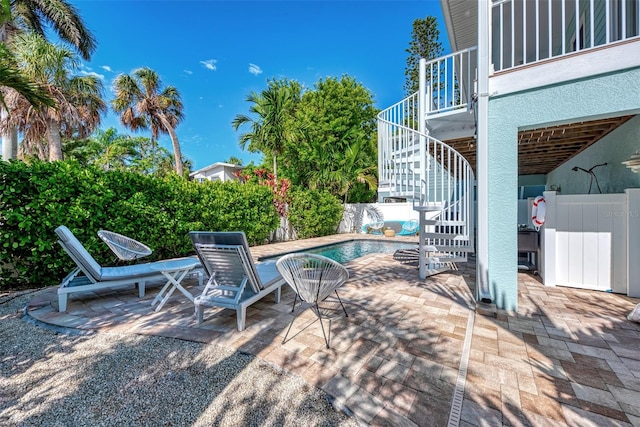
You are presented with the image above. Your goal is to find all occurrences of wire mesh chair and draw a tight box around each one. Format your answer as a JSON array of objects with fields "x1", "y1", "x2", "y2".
[
  {"x1": 397, "y1": 219, "x2": 419, "y2": 236},
  {"x1": 97, "y1": 230, "x2": 153, "y2": 262},
  {"x1": 276, "y1": 253, "x2": 349, "y2": 348}
]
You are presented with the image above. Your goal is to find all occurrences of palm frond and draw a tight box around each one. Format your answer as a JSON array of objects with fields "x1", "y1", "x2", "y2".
[{"x1": 25, "y1": 0, "x2": 96, "y2": 59}]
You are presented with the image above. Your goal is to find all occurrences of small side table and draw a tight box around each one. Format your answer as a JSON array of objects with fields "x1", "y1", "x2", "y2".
[{"x1": 150, "y1": 258, "x2": 199, "y2": 312}]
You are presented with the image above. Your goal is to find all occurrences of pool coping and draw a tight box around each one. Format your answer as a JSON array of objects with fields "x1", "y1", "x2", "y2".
[{"x1": 256, "y1": 237, "x2": 418, "y2": 262}]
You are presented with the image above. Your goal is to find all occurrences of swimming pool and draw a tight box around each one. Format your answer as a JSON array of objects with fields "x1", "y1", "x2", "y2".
[{"x1": 259, "y1": 240, "x2": 416, "y2": 265}]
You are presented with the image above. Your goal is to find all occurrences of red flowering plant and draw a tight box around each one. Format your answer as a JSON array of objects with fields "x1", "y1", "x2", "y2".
[
  {"x1": 259, "y1": 171, "x2": 291, "y2": 217},
  {"x1": 237, "y1": 168, "x2": 291, "y2": 217},
  {"x1": 232, "y1": 169, "x2": 252, "y2": 183}
]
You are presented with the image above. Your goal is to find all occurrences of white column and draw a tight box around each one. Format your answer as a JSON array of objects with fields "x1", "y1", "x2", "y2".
[
  {"x1": 476, "y1": 0, "x2": 491, "y2": 302},
  {"x1": 541, "y1": 190, "x2": 557, "y2": 286},
  {"x1": 418, "y1": 58, "x2": 427, "y2": 279},
  {"x1": 626, "y1": 188, "x2": 640, "y2": 297}
]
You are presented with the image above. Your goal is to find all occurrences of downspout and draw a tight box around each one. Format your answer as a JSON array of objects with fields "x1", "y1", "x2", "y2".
[{"x1": 476, "y1": 0, "x2": 492, "y2": 303}]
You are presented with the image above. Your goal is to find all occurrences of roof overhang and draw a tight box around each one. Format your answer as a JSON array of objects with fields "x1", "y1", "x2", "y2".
[
  {"x1": 440, "y1": 0, "x2": 478, "y2": 52},
  {"x1": 189, "y1": 162, "x2": 244, "y2": 177}
]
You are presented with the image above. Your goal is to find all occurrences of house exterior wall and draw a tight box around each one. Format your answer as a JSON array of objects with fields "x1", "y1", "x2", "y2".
[
  {"x1": 487, "y1": 66, "x2": 640, "y2": 311},
  {"x1": 546, "y1": 115, "x2": 640, "y2": 195},
  {"x1": 191, "y1": 165, "x2": 240, "y2": 182}
]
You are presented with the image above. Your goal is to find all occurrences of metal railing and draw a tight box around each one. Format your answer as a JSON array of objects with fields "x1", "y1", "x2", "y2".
[
  {"x1": 423, "y1": 47, "x2": 477, "y2": 116},
  {"x1": 377, "y1": 92, "x2": 475, "y2": 242},
  {"x1": 492, "y1": 0, "x2": 640, "y2": 72}
]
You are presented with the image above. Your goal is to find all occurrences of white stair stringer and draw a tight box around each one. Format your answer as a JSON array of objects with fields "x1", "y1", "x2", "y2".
[{"x1": 378, "y1": 87, "x2": 476, "y2": 279}]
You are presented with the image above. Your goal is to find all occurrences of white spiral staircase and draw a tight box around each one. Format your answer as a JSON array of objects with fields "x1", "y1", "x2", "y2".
[{"x1": 378, "y1": 52, "x2": 476, "y2": 278}]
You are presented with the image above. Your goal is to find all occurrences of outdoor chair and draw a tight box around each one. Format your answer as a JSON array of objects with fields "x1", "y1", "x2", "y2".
[
  {"x1": 55, "y1": 225, "x2": 203, "y2": 312},
  {"x1": 397, "y1": 219, "x2": 419, "y2": 236},
  {"x1": 189, "y1": 231, "x2": 284, "y2": 331},
  {"x1": 361, "y1": 220, "x2": 385, "y2": 234},
  {"x1": 276, "y1": 253, "x2": 349, "y2": 349},
  {"x1": 97, "y1": 229, "x2": 152, "y2": 262}
]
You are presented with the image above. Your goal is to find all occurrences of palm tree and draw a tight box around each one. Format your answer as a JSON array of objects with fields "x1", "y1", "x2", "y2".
[
  {"x1": 1, "y1": 0, "x2": 95, "y2": 59},
  {"x1": 64, "y1": 128, "x2": 138, "y2": 170},
  {"x1": 307, "y1": 129, "x2": 377, "y2": 203},
  {"x1": 232, "y1": 79, "x2": 300, "y2": 180},
  {"x1": 329, "y1": 138, "x2": 378, "y2": 204},
  {"x1": 1, "y1": 33, "x2": 105, "y2": 161},
  {"x1": 112, "y1": 67, "x2": 185, "y2": 176},
  {"x1": 1, "y1": 0, "x2": 96, "y2": 159},
  {"x1": 0, "y1": 43, "x2": 53, "y2": 113}
]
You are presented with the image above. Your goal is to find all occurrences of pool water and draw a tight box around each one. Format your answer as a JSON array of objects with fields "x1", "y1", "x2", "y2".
[{"x1": 260, "y1": 240, "x2": 416, "y2": 265}]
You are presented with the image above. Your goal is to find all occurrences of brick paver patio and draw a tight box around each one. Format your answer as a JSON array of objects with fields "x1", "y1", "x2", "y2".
[{"x1": 26, "y1": 234, "x2": 640, "y2": 426}]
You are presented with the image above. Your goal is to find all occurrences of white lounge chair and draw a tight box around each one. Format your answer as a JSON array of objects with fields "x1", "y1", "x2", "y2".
[
  {"x1": 276, "y1": 253, "x2": 349, "y2": 348},
  {"x1": 189, "y1": 231, "x2": 284, "y2": 331},
  {"x1": 55, "y1": 225, "x2": 202, "y2": 312}
]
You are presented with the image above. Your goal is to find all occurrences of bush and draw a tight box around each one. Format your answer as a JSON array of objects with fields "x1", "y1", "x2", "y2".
[
  {"x1": 288, "y1": 188, "x2": 343, "y2": 239},
  {"x1": 0, "y1": 160, "x2": 278, "y2": 289}
]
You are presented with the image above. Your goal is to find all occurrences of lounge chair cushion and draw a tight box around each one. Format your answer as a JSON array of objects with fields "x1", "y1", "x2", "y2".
[{"x1": 56, "y1": 225, "x2": 103, "y2": 280}]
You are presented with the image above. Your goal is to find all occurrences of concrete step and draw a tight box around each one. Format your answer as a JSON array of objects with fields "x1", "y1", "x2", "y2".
[
  {"x1": 428, "y1": 245, "x2": 474, "y2": 253},
  {"x1": 414, "y1": 202, "x2": 445, "y2": 212},
  {"x1": 422, "y1": 232, "x2": 468, "y2": 240},
  {"x1": 425, "y1": 255, "x2": 467, "y2": 264}
]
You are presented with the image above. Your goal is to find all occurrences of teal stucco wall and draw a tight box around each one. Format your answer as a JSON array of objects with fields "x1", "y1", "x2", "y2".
[{"x1": 487, "y1": 67, "x2": 640, "y2": 311}]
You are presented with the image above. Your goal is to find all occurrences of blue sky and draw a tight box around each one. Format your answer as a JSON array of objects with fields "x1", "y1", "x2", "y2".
[{"x1": 71, "y1": 0, "x2": 446, "y2": 171}]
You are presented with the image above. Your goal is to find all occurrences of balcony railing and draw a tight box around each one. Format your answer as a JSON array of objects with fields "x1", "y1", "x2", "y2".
[
  {"x1": 424, "y1": 47, "x2": 477, "y2": 116},
  {"x1": 492, "y1": 0, "x2": 640, "y2": 72}
]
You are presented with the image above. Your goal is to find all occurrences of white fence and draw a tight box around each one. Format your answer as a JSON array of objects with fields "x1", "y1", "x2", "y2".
[
  {"x1": 272, "y1": 202, "x2": 418, "y2": 241},
  {"x1": 541, "y1": 189, "x2": 640, "y2": 296},
  {"x1": 338, "y1": 203, "x2": 418, "y2": 234}
]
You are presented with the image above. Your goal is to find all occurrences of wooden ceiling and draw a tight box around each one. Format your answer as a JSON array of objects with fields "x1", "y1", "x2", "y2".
[{"x1": 444, "y1": 115, "x2": 635, "y2": 175}]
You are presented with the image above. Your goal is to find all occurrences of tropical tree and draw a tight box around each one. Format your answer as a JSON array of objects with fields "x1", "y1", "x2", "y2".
[
  {"x1": 125, "y1": 135, "x2": 173, "y2": 176},
  {"x1": 64, "y1": 128, "x2": 137, "y2": 170},
  {"x1": 232, "y1": 78, "x2": 301, "y2": 180},
  {"x1": 0, "y1": 0, "x2": 53, "y2": 113},
  {"x1": 225, "y1": 156, "x2": 243, "y2": 166},
  {"x1": 112, "y1": 67, "x2": 186, "y2": 176},
  {"x1": 1, "y1": 0, "x2": 96, "y2": 159},
  {"x1": 282, "y1": 75, "x2": 378, "y2": 203},
  {"x1": 0, "y1": 41, "x2": 54, "y2": 114},
  {"x1": 325, "y1": 134, "x2": 377, "y2": 204},
  {"x1": 404, "y1": 16, "x2": 443, "y2": 96},
  {"x1": 1, "y1": 33, "x2": 105, "y2": 161}
]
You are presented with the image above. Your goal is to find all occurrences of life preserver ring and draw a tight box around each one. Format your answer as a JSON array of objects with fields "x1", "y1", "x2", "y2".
[{"x1": 531, "y1": 196, "x2": 546, "y2": 230}]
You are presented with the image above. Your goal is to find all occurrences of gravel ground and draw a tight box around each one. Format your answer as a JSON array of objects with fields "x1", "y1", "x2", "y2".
[{"x1": 0, "y1": 290, "x2": 359, "y2": 427}]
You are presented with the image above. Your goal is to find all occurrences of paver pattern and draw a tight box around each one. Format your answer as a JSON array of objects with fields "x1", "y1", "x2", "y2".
[{"x1": 27, "y1": 234, "x2": 640, "y2": 426}]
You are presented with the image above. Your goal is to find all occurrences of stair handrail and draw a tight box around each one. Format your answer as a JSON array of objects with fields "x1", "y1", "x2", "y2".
[
  {"x1": 422, "y1": 46, "x2": 477, "y2": 117},
  {"x1": 378, "y1": 90, "x2": 475, "y2": 243}
]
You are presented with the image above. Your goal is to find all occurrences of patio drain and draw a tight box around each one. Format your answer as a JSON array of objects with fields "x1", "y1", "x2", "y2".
[{"x1": 447, "y1": 309, "x2": 475, "y2": 427}]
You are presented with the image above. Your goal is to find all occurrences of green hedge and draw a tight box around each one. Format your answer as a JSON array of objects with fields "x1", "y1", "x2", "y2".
[
  {"x1": 288, "y1": 188, "x2": 343, "y2": 239},
  {"x1": 0, "y1": 160, "x2": 279, "y2": 289}
]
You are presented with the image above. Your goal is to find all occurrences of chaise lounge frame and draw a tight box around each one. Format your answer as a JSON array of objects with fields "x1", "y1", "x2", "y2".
[
  {"x1": 190, "y1": 231, "x2": 284, "y2": 331},
  {"x1": 55, "y1": 225, "x2": 202, "y2": 312}
]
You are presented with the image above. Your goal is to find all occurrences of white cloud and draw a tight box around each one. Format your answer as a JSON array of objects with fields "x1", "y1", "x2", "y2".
[
  {"x1": 248, "y1": 63, "x2": 262, "y2": 76},
  {"x1": 75, "y1": 63, "x2": 104, "y2": 80},
  {"x1": 184, "y1": 69, "x2": 193, "y2": 75},
  {"x1": 101, "y1": 65, "x2": 113, "y2": 72},
  {"x1": 78, "y1": 70, "x2": 105, "y2": 80},
  {"x1": 200, "y1": 59, "x2": 217, "y2": 71}
]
